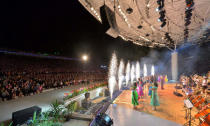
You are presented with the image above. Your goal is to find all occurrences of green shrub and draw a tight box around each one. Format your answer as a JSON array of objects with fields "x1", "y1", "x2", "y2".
[
  {"x1": 49, "y1": 100, "x2": 65, "y2": 122},
  {"x1": 99, "y1": 92, "x2": 103, "y2": 97}
]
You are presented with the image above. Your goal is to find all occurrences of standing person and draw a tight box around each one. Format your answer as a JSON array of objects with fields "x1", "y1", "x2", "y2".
[
  {"x1": 182, "y1": 77, "x2": 187, "y2": 89},
  {"x1": 164, "y1": 75, "x2": 168, "y2": 83},
  {"x1": 150, "y1": 81, "x2": 160, "y2": 111},
  {"x1": 148, "y1": 84, "x2": 152, "y2": 97},
  {"x1": 160, "y1": 75, "x2": 164, "y2": 90},
  {"x1": 132, "y1": 85, "x2": 139, "y2": 109},
  {"x1": 137, "y1": 78, "x2": 144, "y2": 99}
]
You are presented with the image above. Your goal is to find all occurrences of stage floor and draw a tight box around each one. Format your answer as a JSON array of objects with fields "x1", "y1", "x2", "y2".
[
  {"x1": 106, "y1": 104, "x2": 181, "y2": 126},
  {"x1": 108, "y1": 83, "x2": 185, "y2": 125},
  {"x1": 0, "y1": 84, "x2": 88, "y2": 122}
]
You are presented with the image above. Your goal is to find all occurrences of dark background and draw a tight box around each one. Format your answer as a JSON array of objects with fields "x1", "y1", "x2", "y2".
[
  {"x1": 0, "y1": 0, "x2": 153, "y2": 65},
  {"x1": 0, "y1": 0, "x2": 209, "y2": 75}
]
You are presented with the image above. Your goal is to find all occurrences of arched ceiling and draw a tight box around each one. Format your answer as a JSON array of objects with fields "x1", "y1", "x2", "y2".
[{"x1": 79, "y1": 0, "x2": 210, "y2": 49}]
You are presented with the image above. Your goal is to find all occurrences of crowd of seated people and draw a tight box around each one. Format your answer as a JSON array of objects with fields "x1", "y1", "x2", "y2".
[{"x1": 0, "y1": 54, "x2": 107, "y2": 101}]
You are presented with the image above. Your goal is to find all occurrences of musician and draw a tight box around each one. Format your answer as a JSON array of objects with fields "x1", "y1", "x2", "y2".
[
  {"x1": 182, "y1": 78, "x2": 187, "y2": 89},
  {"x1": 194, "y1": 76, "x2": 200, "y2": 88},
  {"x1": 202, "y1": 76, "x2": 208, "y2": 94}
]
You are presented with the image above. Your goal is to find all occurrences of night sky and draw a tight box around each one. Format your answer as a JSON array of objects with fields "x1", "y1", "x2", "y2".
[{"x1": 0, "y1": 0, "x2": 156, "y2": 65}]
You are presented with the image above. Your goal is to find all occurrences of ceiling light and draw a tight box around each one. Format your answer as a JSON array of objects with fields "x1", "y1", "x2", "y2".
[
  {"x1": 137, "y1": 25, "x2": 143, "y2": 29},
  {"x1": 160, "y1": 22, "x2": 166, "y2": 28},
  {"x1": 126, "y1": 8, "x2": 133, "y2": 14}
]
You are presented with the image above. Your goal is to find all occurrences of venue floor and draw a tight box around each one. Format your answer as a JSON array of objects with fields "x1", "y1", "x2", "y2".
[
  {"x1": 108, "y1": 83, "x2": 185, "y2": 125},
  {"x1": 0, "y1": 84, "x2": 89, "y2": 122}
]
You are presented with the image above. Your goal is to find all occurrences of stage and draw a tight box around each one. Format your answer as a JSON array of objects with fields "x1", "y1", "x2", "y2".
[
  {"x1": 106, "y1": 104, "x2": 181, "y2": 126},
  {"x1": 106, "y1": 83, "x2": 185, "y2": 126}
]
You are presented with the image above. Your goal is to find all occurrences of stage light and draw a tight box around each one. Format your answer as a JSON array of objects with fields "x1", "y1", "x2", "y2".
[
  {"x1": 95, "y1": 113, "x2": 113, "y2": 126},
  {"x1": 157, "y1": 0, "x2": 161, "y2": 5},
  {"x1": 156, "y1": 7, "x2": 160, "y2": 12},
  {"x1": 160, "y1": 21, "x2": 166, "y2": 28},
  {"x1": 137, "y1": 25, "x2": 143, "y2": 29},
  {"x1": 82, "y1": 55, "x2": 88, "y2": 61},
  {"x1": 126, "y1": 7, "x2": 133, "y2": 14},
  {"x1": 185, "y1": 21, "x2": 191, "y2": 26}
]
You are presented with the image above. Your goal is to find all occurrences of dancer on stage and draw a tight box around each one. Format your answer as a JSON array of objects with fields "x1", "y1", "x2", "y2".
[
  {"x1": 137, "y1": 78, "x2": 144, "y2": 99},
  {"x1": 160, "y1": 75, "x2": 165, "y2": 90},
  {"x1": 132, "y1": 85, "x2": 139, "y2": 108},
  {"x1": 148, "y1": 83, "x2": 152, "y2": 97},
  {"x1": 164, "y1": 75, "x2": 168, "y2": 83},
  {"x1": 148, "y1": 76, "x2": 153, "y2": 97},
  {"x1": 150, "y1": 81, "x2": 160, "y2": 111}
]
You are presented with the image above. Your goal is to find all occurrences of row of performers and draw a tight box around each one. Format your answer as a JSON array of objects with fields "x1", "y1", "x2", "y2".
[{"x1": 131, "y1": 77, "x2": 161, "y2": 111}]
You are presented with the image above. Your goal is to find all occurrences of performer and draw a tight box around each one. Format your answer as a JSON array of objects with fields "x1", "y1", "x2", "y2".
[
  {"x1": 158, "y1": 76, "x2": 161, "y2": 83},
  {"x1": 137, "y1": 78, "x2": 144, "y2": 99},
  {"x1": 132, "y1": 85, "x2": 139, "y2": 108},
  {"x1": 202, "y1": 76, "x2": 208, "y2": 94},
  {"x1": 148, "y1": 83, "x2": 152, "y2": 96},
  {"x1": 182, "y1": 77, "x2": 187, "y2": 89},
  {"x1": 150, "y1": 81, "x2": 160, "y2": 111},
  {"x1": 164, "y1": 75, "x2": 168, "y2": 83},
  {"x1": 160, "y1": 75, "x2": 165, "y2": 90}
]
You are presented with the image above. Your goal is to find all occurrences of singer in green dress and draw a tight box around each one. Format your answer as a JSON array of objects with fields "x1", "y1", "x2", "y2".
[
  {"x1": 132, "y1": 86, "x2": 139, "y2": 107},
  {"x1": 150, "y1": 82, "x2": 160, "y2": 110}
]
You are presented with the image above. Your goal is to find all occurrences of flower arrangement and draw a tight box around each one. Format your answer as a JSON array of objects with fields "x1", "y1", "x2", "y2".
[{"x1": 63, "y1": 83, "x2": 107, "y2": 101}]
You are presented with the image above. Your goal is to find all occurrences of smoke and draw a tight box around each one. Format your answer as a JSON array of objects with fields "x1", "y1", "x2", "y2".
[
  {"x1": 118, "y1": 59, "x2": 124, "y2": 90},
  {"x1": 189, "y1": 22, "x2": 210, "y2": 42},
  {"x1": 131, "y1": 63, "x2": 135, "y2": 84},
  {"x1": 177, "y1": 42, "x2": 210, "y2": 76},
  {"x1": 136, "y1": 61, "x2": 140, "y2": 79},
  {"x1": 108, "y1": 52, "x2": 118, "y2": 99},
  {"x1": 126, "y1": 61, "x2": 130, "y2": 86}
]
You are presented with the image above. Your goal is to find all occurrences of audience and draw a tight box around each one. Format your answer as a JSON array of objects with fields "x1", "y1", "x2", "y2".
[{"x1": 0, "y1": 55, "x2": 107, "y2": 101}]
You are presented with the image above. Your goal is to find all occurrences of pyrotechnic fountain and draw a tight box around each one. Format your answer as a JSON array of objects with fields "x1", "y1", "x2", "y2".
[
  {"x1": 136, "y1": 61, "x2": 140, "y2": 80},
  {"x1": 144, "y1": 64, "x2": 147, "y2": 77},
  {"x1": 118, "y1": 59, "x2": 124, "y2": 90},
  {"x1": 131, "y1": 63, "x2": 135, "y2": 84},
  {"x1": 108, "y1": 52, "x2": 118, "y2": 99},
  {"x1": 125, "y1": 61, "x2": 130, "y2": 86},
  {"x1": 151, "y1": 65, "x2": 155, "y2": 76}
]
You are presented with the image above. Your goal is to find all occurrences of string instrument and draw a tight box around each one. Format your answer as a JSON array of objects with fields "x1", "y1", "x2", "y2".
[
  {"x1": 195, "y1": 108, "x2": 210, "y2": 119},
  {"x1": 201, "y1": 114, "x2": 210, "y2": 126},
  {"x1": 191, "y1": 96, "x2": 202, "y2": 104},
  {"x1": 194, "y1": 98, "x2": 205, "y2": 108},
  {"x1": 194, "y1": 104, "x2": 210, "y2": 126}
]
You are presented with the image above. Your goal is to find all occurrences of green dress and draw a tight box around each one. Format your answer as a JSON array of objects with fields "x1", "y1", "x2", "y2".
[
  {"x1": 150, "y1": 86, "x2": 160, "y2": 106},
  {"x1": 132, "y1": 90, "x2": 139, "y2": 106}
]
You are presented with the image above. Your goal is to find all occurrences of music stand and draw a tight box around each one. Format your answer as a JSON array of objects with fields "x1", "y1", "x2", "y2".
[{"x1": 184, "y1": 99, "x2": 194, "y2": 126}]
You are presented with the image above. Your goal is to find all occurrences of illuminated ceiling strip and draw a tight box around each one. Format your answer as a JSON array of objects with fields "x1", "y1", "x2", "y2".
[
  {"x1": 90, "y1": 7, "x2": 102, "y2": 22},
  {"x1": 117, "y1": 5, "x2": 131, "y2": 28},
  {"x1": 139, "y1": 36, "x2": 150, "y2": 41},
  {"x1": 119, "y1": 34, "x2": 128, "y2": 41}
]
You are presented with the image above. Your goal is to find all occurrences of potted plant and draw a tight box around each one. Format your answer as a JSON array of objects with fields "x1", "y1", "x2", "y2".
[
  {"x1": 49, "y1": 100, "x2": 65, "y2": 122},
  {"x1": 64, "y1": 101, "x2": 75, "y2": 121}
]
